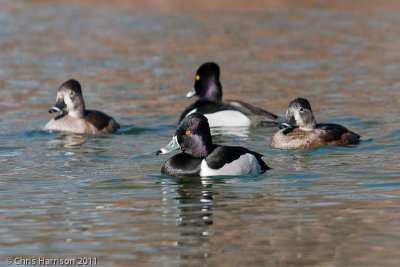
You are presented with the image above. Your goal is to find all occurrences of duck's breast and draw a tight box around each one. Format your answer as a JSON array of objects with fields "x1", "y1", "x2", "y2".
[
  {"x1": 44, "y1": 115, "x2": 98, "y2": 134},
  {"x1": 270, "y1": 128, "x2": 323, "y2": 149}
]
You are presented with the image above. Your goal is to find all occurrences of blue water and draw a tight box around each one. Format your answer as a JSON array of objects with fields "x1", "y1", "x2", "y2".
[{"x1": 1, "y1": 1, "x2": 400, "y2": 266}]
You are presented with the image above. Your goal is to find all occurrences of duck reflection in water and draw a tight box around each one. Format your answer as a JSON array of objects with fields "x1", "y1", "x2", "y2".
[
  {"x1": 211, "y1": 126, "x2": 250, "y2": 139},
  {"x1": 161, "y1": 177, "x2": 214, "y2": 262},
  {"x1": 47, "y1": 132, "x2": 87, "y2": 149}
]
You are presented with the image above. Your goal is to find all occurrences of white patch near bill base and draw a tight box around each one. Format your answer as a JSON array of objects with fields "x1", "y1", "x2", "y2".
[
  {"x1": 199, "y1": 153, "x2": 261, "y2": 177},
  {"x1": 186, "y1": 109, "x2": 251, "y2": 127}
]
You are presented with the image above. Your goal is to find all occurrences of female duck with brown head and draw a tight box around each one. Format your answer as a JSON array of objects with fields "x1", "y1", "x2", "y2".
[
  {"x1": 43, "y1": 79, "x2": 120, "y2": 134},
  {"x1": 270, "y1": 98, "x2": 360, "y2": 149}
]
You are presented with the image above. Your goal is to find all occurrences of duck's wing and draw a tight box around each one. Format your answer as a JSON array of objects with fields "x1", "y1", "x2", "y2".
[
  {"x1": 317, "y1": 123, "x2": 360, "y2": 144},
  {"x1": 206, "y1": 145, "x2": 269, "y2": 171},
  {"x1": 224, "y1": 100, "x2": 279, "y2": 126},
  {"x1": 85, "y1": 110, "x2": 120, "y2": 133}
]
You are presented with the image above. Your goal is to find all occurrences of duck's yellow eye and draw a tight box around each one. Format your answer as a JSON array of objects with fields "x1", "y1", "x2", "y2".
[
  {"x1": 196, "y1": 75, "x2": 200, "y2": 81},
  {"x1": 186, "y1": 130, "x2": 191, "y2": 135}
]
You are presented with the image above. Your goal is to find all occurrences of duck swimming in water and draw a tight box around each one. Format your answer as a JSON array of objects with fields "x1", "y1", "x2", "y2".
[
  {"x1": 179, "y1": 62, "x2": 279, "y2": 127},
  {"x1": 158, "y1": 113, "x2": 269, "y2": 177},
  {"x1": 43, "y1": 79, "x2": 119, "y2": 134},
  {"x1": 270, "y1": 97, "x2": 360, "y2": 149}
]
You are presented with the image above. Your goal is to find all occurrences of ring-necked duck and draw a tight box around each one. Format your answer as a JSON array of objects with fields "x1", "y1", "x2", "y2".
[
  {"x1": 157, "y1": 113, "x2": 269, "y2": 177},
  {"x1": 179, "y1": 62, "x2": 279, "y2": 127},
  {"x1": 270, "y1": 97, "x2": 360, "y2": 149},
  {"x1": 43, "y1": 79, "x2": 120, "y2": 134}
]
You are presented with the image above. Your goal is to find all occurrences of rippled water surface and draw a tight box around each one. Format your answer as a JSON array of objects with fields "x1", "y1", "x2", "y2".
[{"x1": 1, "y1": 1, "x2": 400, "y2": 266}]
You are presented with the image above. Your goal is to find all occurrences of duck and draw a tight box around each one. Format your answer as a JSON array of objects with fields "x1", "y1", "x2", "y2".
[
  {"x1": 179, "y1": 62, "x2": 279, "y2": 127},
  {"x1": 270, "y1": 97, "x2": 360, "y2": 149},
  {"x1": 157, "y1": 113, "x2": 269, "y2": 177},
  {"x1": 43, "y1": 79, "x2": 120, "y2": 134}
]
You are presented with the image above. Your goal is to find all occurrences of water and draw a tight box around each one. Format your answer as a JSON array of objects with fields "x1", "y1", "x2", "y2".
[{"x1": 1, "y1": 0, "x2": 400, "y2": 266}]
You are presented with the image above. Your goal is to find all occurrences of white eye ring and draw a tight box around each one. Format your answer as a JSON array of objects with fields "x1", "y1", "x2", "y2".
[
  {"x1": 299, "y1": 107, "x2": 304, "y2": 112},
  {"x1": 70, "y1": 91, "x2": 74, "y2": 97}
]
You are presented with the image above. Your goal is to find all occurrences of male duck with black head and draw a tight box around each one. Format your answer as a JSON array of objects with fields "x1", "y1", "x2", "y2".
[
  {"x1": 157, "y1": 113, "x2": 269, "y2": 177},
  {"x1": 179, "y1": 62, "x2": 279, "y2": 127},
  {"x1": 43, "y1": 79, "x2": 120, "y2": 134},
  {"x1": 270, "y1": 97, "x2": 360, "y2": 149}
]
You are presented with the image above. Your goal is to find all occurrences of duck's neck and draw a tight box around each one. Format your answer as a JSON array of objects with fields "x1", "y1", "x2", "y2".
[
  {"x1": 68, "y1": 108, "x2": 85, "y2": 119},
  {"x1": 68, "y1": 98, "x2": 86, "y2": 118},
  {"x1": 299, "y1": 120, "x2": 316, "y2": 131},
  {"x1": 190, "y1": 135, "x2": 213, "y2": 158},
  {"x1": 198, "y1": 79, "x2": 222, "y2": 102}
]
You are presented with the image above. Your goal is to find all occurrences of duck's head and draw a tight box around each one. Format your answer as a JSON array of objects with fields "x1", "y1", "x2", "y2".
[
  {"x1": 285, "y1": 97, "x2": 316, "y2": 130},
  {"x1": 48, "y1": 79, "x2": 85, "y2": 118},
  {"x1": 157, "y1": 113, "x2": 213, "y2": 158},
  {"x1": 185, "y1": 62, "x2": 222, "y2": 102}
]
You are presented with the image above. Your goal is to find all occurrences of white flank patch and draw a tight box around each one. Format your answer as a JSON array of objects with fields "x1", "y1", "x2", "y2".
[
  {"x1": 199, "y1": 153, "x2": 261, "y2": 177},
  {"x1": 186, "y1": 110, "x2": 251, "y2": 127}
]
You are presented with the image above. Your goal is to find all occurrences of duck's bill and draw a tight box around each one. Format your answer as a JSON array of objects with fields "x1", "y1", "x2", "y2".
[
  {"x1": 284, "y1": 115, "x2": 296, "y2": 127},
  {"x1": 156, "y1": 136, "x2": 180, "y2": 155},
  {"x1": 48, "y1": 99, "x2": 66, "y2": 114},
  {"x1": 279, "y1": 122, "x2": 291, "y2": 129},
  {"x1": 48, "y1": 107, "x2": 61, "y2": 113},
  {"x1": 185, "y1": 88, "x2": 196, "y2": 98}
]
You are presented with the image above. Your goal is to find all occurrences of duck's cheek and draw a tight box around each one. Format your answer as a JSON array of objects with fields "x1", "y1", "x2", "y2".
[
  {"x1": 294, "y1": 112, "x2": 303, "y2": 125},
  {"x1": 64, "y1": 96, "x2": 75, "y2": 110},
  {"x1": 181, "y1": 141, "x2": 192, "y2": 154},
  {"x1": 184, "y1": 137, "x2": 203, "y2": 156}
]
